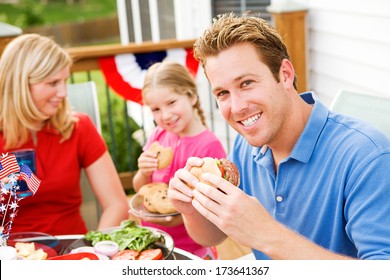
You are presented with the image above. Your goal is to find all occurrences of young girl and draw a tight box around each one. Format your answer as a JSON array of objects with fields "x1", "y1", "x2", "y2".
[{"x1": 132, "y1": 60, "x2": 226, "y2": 259}]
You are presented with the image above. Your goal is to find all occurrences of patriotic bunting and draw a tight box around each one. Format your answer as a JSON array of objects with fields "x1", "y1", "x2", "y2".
[{"x1": 98, "y1": 48, "x2": 200, "y2": 104}]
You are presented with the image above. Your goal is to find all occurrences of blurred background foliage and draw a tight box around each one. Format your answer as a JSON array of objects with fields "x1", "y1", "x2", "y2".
[{"x1": 0, "y1": 0, "x2": 117, "y2": 28}]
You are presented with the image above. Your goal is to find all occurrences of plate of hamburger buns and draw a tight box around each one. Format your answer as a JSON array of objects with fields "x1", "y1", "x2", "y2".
[{"x1": 130, "y1": 182, "x2": 180, "y2": 218}]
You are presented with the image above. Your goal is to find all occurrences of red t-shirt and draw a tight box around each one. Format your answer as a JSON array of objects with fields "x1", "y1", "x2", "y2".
[{"x1": 0, "y1": 113, "x2": 107, "y2": 235}]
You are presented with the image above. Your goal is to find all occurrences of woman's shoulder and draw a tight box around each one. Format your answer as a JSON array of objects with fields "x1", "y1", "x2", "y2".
[
  {"x1": 72, "y1": 111, "x2": 91, "y2": 121},
  {"x1": 72, "y1": 112, "x2": 96, "y2": 128},
  {"x1": 70, "y1": 112, "x2": 102, "y2": 140}
]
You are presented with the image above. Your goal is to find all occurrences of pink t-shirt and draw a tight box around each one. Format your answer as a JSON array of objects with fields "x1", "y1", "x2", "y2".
[{"x1": 142, "y1": 127, "x2": 226, "y2": 254}]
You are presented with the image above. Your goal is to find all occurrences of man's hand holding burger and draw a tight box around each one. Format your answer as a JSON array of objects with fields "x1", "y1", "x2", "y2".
[
  {"x1": 170, "y1": 157, "x2": 284, "y2": 252},
  {"x1": 168, "y1": 157, "x2": 240, "y2": 212},
  {"x1": 168, "y1": 156, "x2": 250, "y2": 246},
  {"x1": 167, "y1": 157, "x2": 203, "y2": 216}
]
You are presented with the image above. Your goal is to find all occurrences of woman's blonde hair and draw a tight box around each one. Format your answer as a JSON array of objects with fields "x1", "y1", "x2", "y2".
[
  {"x1": 0, "y1": 33, "x2": 75, "y2": 149},
  {"x1": 142, "y1": 60, "x2": 207, "y2": 126}
]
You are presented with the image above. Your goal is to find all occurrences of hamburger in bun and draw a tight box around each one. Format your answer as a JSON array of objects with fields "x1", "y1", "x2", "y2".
[
  {"x1": 148, "y1": 141, "x2": 174, "y2": 169},
  {"x1": 189, "y1": 157, "x2": 240, "y2": 188}
]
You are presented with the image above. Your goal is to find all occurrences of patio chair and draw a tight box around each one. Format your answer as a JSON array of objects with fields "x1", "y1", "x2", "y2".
[
  {"x1": 67, "y1": 81, "x2": 102, "y2": 230},
  {"x1": 330, "y1": 90, "x2": 390, "y2": 138}
]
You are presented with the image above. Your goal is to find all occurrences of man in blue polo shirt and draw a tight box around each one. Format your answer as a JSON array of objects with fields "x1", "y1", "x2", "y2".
[{"x1": 168, "y1": 12, "x2": 390, "y2": 259}]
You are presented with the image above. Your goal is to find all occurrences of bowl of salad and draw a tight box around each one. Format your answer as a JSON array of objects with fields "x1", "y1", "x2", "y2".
[{"x1": 63, "y1": 220, "x2": 174, "y2": 260}]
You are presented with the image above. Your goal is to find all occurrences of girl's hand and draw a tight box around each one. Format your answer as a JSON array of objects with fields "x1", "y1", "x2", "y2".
[{"x1": 137, "y1": 150, "x2": 159, "y2": 177}]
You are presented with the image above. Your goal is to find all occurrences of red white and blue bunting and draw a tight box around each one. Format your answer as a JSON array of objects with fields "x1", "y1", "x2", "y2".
[{"x1": 98, "y1": 48, "x2": 200, "y2": 104}]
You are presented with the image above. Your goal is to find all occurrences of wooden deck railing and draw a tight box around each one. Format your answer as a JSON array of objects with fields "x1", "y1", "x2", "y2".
[{"x1": 67, "y1": 39, "x2": 196, "y2": 72}]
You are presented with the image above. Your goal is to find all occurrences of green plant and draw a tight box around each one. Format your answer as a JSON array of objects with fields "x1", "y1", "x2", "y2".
[
  {"x1": 15, "y1": 0, "x2": 45, "y2": 27},
  {"x1": 70, "y1": 71, "x2": 142, "y2": 173},
  {"x1": 0, "y1": 0, "x2": 45, "y2": 28},
  {"x1": 0, "y1": 0, "x2": 117, "y2": 28},
  {"x1": 101, "y1": 90, "x2": 143, "y2": 172}
]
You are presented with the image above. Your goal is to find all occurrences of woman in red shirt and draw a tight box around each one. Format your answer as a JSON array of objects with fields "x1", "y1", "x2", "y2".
[{"x1": 0, "y1": 34, "x2": 129, "y2": 235}]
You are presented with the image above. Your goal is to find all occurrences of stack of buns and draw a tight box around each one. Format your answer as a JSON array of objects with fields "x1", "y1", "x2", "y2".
[{"x1": 139, "y1": 183, "x2": 177, "y2": 214}]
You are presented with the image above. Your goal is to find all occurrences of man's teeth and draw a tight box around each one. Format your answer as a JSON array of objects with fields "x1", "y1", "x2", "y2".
[{"x1": 241, "y1": 114, "x2": 260, "y2": 127}]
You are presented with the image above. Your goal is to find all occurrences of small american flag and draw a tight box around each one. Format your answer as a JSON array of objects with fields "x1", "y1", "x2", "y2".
[
  {"x1": 19, "y1": 164, "x2": 41, "y2": 195},
  {"x1": 0, "y1": 154, "x2": 20, "y2": 180}
]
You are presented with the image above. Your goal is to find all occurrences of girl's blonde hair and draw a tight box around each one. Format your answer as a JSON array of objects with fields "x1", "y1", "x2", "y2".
[
  {"x1": 0, "y1": 33, "x2": 75, "y2": 149},
  {"x1": 142, "y1": 60, "x2": 207, "y2": 126}
]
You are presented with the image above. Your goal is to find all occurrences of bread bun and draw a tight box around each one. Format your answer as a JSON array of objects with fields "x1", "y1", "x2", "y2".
[
  {"x1": 189, "y1": 157, "x2": 240, "y2": 188},
  {"x1": 189, "y1": 157, "x2": 221, "y2": 187},
  {"x1": 148, "y1": 141, "x2": 174, "y2": 169},
  {"x1": 138, "y1": 182, "x2": 166, "y2": 196},
  {"x1": 140, "y1": 183, "x2": 176, "y2": 214}
]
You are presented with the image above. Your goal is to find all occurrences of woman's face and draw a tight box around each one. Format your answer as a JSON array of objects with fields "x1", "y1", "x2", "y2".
[
  {"x1": 144, "y1": 86, "x2": 197, "y2": 137},
  {"x1": 29, "y1": 66, "x2": 70, "y2": 118}
]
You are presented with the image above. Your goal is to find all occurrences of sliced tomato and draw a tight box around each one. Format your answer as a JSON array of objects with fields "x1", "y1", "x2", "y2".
[
  {"x1": 216, "y1": 162, "x2": 225, "y2": 178},
  {"x1": 111, "y1": 249, "x2": 139, "y2": 260},
  {"x1": 136, "y1": 248, "x2": 163, "y2": 260}
]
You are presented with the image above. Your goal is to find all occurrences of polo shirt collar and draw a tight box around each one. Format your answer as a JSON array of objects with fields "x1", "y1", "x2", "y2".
[
  {"x1": 290, "y1": 92, "x2": 329, "y2": 163},
  {"x1": 251, "y1": 92, "x2": 329, "y2": 164}
]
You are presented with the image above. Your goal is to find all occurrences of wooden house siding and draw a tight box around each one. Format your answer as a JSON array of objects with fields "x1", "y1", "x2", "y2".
[{"x1": 299, "y1": 0, "x2": 390, "y2": 105}]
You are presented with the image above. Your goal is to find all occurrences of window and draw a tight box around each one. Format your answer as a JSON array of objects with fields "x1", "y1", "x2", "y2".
[
  {"x1": 213, "y1": 0, "x2": 271, "y2": 21},
  {"x1": 118, "y1": 0, "x2": 176, "y2": 43}
]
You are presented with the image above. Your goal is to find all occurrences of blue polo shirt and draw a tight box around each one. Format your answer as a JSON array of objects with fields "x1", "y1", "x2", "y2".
[{"x1": 230, "y1": 92, "x2": 390, "y2": 259}]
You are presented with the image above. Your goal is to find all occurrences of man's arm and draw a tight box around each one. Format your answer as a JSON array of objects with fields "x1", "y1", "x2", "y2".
[{"x1": 192, "y1": 173, "x2": 354, "y2": 260}]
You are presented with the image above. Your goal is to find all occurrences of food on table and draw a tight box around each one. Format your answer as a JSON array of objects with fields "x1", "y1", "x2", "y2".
[
  {"x1": 189, "y1": 157, "x2": 240, "y2": 188},
  {"x1": 141, "y1": 183, "x2": 176, "y2": 214},
  {"x1": 93, "y1": 240, "x2": 119, "y2": 257},
  {"x1": 137, "y1": 248, "x2": 163, "y2": 260},
  {"x1": 70, "y1": 246, "x2": 109, "y2": 260},
  {"x1": 148, "y1": 141, "x2": 173, "y2": 169},
  {"x1": 70, "y1": 246, "x2": 96, "y2": 253},
  {"x1": 111, "y1": 248, "x2": 163, "y2": 260},
  {"x1": 84, "y1": 220, "x2": 165, "y2": 260},
  {"x1": 14, "y1": 242, "x2": 48, "y2": 260},
  {"x1": 111, "y1": 249, "x2": 139, "y2": 260}
]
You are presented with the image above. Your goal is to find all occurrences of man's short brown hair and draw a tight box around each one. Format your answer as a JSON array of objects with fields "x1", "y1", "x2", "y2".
[{"x1": 194, "y1": 12, "x2": 297, "y2": 89}]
